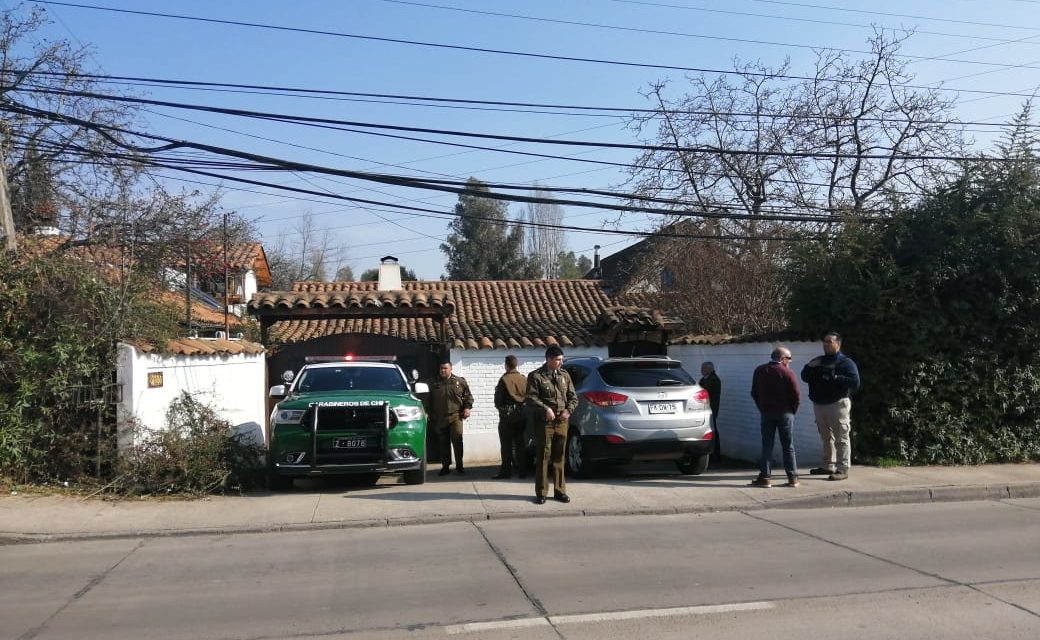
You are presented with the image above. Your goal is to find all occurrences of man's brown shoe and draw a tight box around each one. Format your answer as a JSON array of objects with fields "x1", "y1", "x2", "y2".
[
  {"x1": 828, "y1": 471, "x2": 848, "y2": 481},
  {"x1": 750, "y1": 476, "x2": 772, "y2": 487},
  {"x1": 786, "y1": 478, "x2": 800, "y2": 487}
]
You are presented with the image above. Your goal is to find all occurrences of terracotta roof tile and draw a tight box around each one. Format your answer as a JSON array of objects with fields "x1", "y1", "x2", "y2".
[
  {"x1": 250, "y1": 280, "x2": 675, "y2": 350},
  {"x1": 132, "y1": 338, "x2": 264, "y2": 356},
  {"x1": 166, "y1": 338, "x2": 265, "y2": 356}
]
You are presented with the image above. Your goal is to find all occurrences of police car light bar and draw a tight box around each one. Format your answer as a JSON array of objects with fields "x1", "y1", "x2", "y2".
[{"x1": 304, "y1": 355, "x2": 398, "y2": 363}]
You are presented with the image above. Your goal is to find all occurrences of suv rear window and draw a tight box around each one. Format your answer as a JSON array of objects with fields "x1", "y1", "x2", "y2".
[{"x1": 598, "y1": 361, "x2": 695, "y2": 387}]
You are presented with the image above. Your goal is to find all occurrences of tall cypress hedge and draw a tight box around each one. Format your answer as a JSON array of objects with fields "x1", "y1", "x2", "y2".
[{"x1": 786, "y1": 163, "x2": 1040, "y2": 464}]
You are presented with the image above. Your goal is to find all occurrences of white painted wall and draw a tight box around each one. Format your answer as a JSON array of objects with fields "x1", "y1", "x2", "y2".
[
  {"x1": 115, "y1": 342, "x2": 267, "y2": 451},
  {"x1": 452, "y1": 346, "x2": 608, "y2": 463},
  {"x1": 671, "y1": 341, "x2": 825, "y2": 466}
]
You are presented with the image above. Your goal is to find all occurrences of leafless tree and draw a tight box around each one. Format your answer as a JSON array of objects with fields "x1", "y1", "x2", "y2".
[
  {"x1": 265, "y1": 210, "x2": 347, "y2": 288},
  {"x1": 628, "y1": 30, "x2": 962, "y2": 229},
  {"x1": 622, "y1": 30, "x2": 965, "y2": 333},
  {"x1": 524, "y1": 188, "x2": 565, "y2": 279},
  {"x1": 0, "y1": 5, "x2": 143, "y2": 234}
]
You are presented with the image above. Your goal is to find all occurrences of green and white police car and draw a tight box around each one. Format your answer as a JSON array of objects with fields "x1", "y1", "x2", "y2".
[{"x1": 267, "y1": 356, "x2": 429, "y2": 489}]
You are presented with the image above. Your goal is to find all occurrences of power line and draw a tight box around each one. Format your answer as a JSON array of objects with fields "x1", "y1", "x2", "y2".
[
  {"x1": 13, "y1": 70, "x2": 1038, "y2": 128},
  {"x1": 606, "y1": 0, "x2": 1039, "y2": 43},
  {"x1": 746, "y1": 0, "x2": 1040, "y2": 32},
  {"x1": 383, "y1": 0, "x2": 1040, "y2": 64},
  {"x1": 8, "y1": 86, "x2": 1027, "y2": 163},
  {"x1": 28, "y1": 1, "x2": 1040, "y2": 99}
]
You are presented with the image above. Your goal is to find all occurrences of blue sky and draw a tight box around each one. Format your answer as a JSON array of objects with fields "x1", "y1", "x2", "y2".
[{"x1": 18, "y1": 0, "x2": 1040, "y2": 279}]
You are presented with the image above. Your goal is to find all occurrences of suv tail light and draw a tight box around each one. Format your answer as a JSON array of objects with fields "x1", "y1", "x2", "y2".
[
  {"x1": 692, "y1": 389, "x2": 709, "y2": 403},
  {"x1": 583, "y1": 390, "x2": 628, "y2": 407}
]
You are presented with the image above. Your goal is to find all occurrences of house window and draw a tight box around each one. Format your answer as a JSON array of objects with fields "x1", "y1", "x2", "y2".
[{"x1": 661, "y1": 268, "x2": 675, "y2": 290}]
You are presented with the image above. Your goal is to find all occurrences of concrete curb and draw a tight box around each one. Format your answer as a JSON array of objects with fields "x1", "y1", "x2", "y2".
[{"x1": 3, "y1": 481, "x2": 1038, "y2": 546}]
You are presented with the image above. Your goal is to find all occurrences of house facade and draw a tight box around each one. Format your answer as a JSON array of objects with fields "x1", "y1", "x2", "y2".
[{"x1": 249, "y1": 265, "x2": 679, "y2": 463}]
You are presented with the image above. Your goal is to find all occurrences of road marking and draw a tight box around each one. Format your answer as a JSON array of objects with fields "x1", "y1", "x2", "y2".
[
  {"x1": 551, "y1": 601, "x2": 775, "y2": 624},
  {"x1": 444, "y1": 601, "x2": 774, "y2": 634},
  {"x1": 445, "y1": 617, "x2": 551, "y2": 634}
]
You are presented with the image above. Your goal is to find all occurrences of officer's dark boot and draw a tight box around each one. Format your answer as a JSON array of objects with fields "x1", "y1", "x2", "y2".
[
  {"x1": 438, "y1": 466, "x2": 450, "y2": 476},
  {"x1": 452, "y1": 438, "x2": 465, "y2": 474},
  {"x1": 492, "y1": 466, "x2": 511, "y2": 480}
]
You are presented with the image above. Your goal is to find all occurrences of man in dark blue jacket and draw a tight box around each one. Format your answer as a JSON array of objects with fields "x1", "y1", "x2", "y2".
[
  {"x1": 801, "y1": 332, "x2": 861, "y2": 481},
  {"x1": 750, "y1": 346, "x2": 801, "y2": 487}
]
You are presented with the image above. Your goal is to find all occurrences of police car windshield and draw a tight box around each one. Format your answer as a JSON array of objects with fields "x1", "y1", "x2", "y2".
[{"x1": 294, "y1": 366, "x2": 408, "y2": 393}]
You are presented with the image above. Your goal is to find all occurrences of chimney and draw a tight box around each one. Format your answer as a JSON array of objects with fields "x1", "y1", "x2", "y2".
[
  {"x1": 593, "y1": 245, "x2": 601, "y2": 278},
  {"x1": 377, "y1": 255, "x2": 402, "y2": 291}
]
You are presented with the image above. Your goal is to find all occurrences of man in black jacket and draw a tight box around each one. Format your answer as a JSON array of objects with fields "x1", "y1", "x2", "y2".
[
  {"x1": 801, "y1": 332, "x2": 861, "y2": 481},
  {"x1": 699, "y1": 362, "x2": 722, "y2": 457}
]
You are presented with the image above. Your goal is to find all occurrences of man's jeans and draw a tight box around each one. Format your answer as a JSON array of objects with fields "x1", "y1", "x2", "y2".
[{"x1": 759, "y1": 413, "x2": 798, "y2": 479}]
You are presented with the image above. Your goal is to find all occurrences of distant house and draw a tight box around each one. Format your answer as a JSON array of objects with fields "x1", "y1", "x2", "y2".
[
  {"x1": 18, "y1": 233, "x2": 270, "y2": 447},
  {"x1": 593, "y1": 219, "x2": 715, "y2": 295},
  {"x1": 183, "y1": 242, "x2": 273, "y2": 319}
]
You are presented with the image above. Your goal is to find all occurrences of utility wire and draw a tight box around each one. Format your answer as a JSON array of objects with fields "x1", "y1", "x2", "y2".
[
  {"x1": 746, "y1": 0, "x2": 1040, "y2": 32},
  {"x1": 13, "y1": 69, "x2": 1036, "y2": 128},
  {"x1": 27, "y1": 1, "x2": 1040, "y2": 98},
  {"x1": 383, "y1": 0, "x2": 1040, "y2": 61},
  {"x1": 6, "y1": 86, "x2": 1023, "y2": 163},
  {"x1": 606, "y1": 0, "x2": 1040, "y2": 43}
]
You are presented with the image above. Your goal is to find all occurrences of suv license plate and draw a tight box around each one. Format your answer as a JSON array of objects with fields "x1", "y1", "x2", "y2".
[
  {"x1": 334, "y1": 438, "x2": 368, "y2": 449},
  {"x1": 648, "y1": 403, "x2": 676, "y2": 414}
]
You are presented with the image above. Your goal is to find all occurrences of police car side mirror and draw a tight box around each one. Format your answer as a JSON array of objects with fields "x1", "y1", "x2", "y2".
[
  {"x1": 268, "y1": 384, "x2": 287, "y2": 398},
  {"x1": 413, "y1": 382, "x2": 430, "y2": 394}
]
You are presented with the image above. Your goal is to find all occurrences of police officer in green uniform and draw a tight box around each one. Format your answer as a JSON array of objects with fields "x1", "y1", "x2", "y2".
[
  {"x1": 525, "y1": 345, "x2": 578, "y2": 504},
  {"x1": 424, "y1": 360, "x2": 473, "y2": 476},
  {"x1": 493, "y1": 354, "x2": 528, "y2": 479}
]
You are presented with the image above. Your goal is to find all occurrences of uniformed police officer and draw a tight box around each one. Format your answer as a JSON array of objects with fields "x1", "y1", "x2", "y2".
[
  {"x1": 525, "y1": 345, "x2": 578, "y2": 504},
  {"x1": 423, "y1": 360, "x2": 474, "y2": 475},
  {"x1": 493, "y1": 355, "x2": 528, "y2": 479}
]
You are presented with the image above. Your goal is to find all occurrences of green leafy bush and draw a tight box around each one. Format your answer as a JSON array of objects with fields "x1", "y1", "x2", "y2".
[
  {"x1": 786, "y1": 161, "x2": 1040, "y2": 464},
  {"x1": 113, "y1": 393, "x2": 264, "y2": 496},
  {"x1": 0, "y1": 250, "x2": 179, "y2": 483}
]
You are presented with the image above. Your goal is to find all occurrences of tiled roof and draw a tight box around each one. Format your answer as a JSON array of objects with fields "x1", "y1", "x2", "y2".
[
  {"x1": 670, "y1": 331, "x2": 818, "y2": 345},
  {"x1": 153, "y1": 289, "x2": 244, "y2": 328},
  {"x1": 174, "y1": 242, "x2": 273, "y2": 288},
  {"x1": 17, "y1": 234, "x2": 243, "y2": 330},
  {"x1": 221, "y1": 242, "x2": 272, "y2": 288},
  {"x1": 132, "y1": 338, "x2": 265, "y2": 356},
  {"x1": 250, "y1": 280, "x2": 675, "y2": 350},
  {"x1": 251, "y1": 287, "x2": 454, "y2": 312}
]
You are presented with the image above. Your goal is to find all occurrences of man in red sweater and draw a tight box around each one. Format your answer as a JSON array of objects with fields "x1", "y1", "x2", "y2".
[{"x1": 750, "y1": 346, "x2": 801, "y2": 487}]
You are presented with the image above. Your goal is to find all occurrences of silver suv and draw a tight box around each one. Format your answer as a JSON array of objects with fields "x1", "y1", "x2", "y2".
[{"x1": 560, "y1": 356, "x2": 714, "y2": 476}]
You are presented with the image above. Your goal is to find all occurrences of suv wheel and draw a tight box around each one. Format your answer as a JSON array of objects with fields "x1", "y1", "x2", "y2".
[
  {"x1": 566, "y1": 429, "x2": 593, "y2": 477},
  {"x1": 403, "y1": 458, "x2": 427, "y2": 485},
  {"x1": 676, "y1": 453, "x2": 710, "y2": 475}
]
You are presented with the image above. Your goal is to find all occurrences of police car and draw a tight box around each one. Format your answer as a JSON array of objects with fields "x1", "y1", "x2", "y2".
[{"x1": 267, "y1": 356, "x2": 429, "y2": 489}]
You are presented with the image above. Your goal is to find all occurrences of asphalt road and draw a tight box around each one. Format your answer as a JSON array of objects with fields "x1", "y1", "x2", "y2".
[{"x1": 6, "y1": 498, "x2": 1040, "y2": 640}]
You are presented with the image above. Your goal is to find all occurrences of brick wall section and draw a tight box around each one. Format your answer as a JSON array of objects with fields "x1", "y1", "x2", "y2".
[{"x1": 671, "y1": 341, "x2": 826, "y2": 466}]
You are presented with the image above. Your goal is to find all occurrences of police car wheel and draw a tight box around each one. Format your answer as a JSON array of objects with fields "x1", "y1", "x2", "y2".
[{"x1": 403, "y1": 459, "x2": 427, "y2": 485}]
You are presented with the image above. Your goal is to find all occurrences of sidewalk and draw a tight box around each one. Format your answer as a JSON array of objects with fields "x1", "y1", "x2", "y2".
[{"x1": 2, "y1": 462, "x2": 1039, "y2": 543}]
